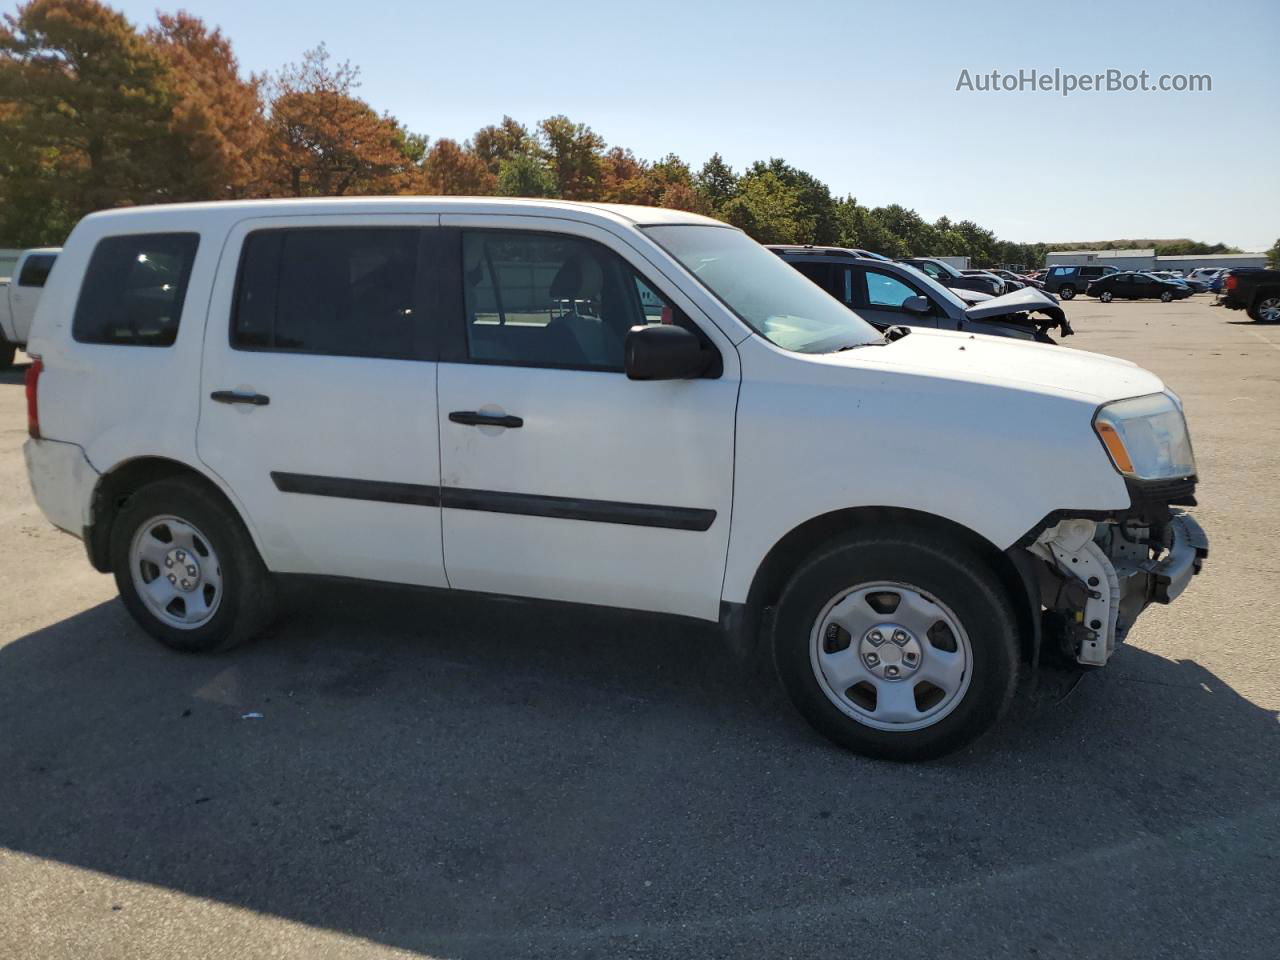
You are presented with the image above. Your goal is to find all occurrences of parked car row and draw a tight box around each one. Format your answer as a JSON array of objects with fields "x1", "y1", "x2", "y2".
[{"x1": 20, "y1": 197, "x2": 1208, "y2": 761}]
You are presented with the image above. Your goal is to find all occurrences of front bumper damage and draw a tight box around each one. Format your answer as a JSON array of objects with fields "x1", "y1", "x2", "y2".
[{"x1": 1022, "y1": 483, "x2": 1208, "y2": 666}]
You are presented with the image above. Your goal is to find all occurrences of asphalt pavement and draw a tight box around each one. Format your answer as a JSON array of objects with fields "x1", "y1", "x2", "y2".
[{"x1": 1, "y1": 295, "x2": 1277, "y2": 959}]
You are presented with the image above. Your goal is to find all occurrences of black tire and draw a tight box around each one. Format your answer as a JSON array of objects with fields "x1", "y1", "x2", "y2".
[
  {"x1": 1059, "y1": 285, "x2": 1076, "y2": 300},
  {"x1": 0, "y1": 338, "x2": 14, "y2": 370},
  {"x1": 110, "y1": 478, "x2": 275, "y2": 653},
  {"x1": 1099, "y1": 290, "x2": 1114, "y2": 303},
  {"x1": 772, "y1": 532, "x2": 1019, "y2": 761},
  {"x1": 1159, "y1": 290, "x2": 1173, "y2": 303},
  {"x1": 1248, "y1": 295, "x2": 1280, "y2": 323}
]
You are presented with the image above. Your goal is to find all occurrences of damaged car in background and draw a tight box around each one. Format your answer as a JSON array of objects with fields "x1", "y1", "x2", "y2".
[{"x1": 771, "y1": 245, "x2": 1072, "y2": 342}]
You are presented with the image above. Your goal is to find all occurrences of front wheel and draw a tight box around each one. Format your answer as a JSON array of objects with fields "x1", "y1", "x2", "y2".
[
  {"x1": 1059, "y1": 285, "x2": 1076, "y2": 300},
  {"x1": 773, "y1": 533, "x2": 1019, "y2": 761},
  {"x1": 1099, "y1": 290, "x2": 1114, "y2": 303},
  {"x1": 110, "y1": 479, "x2": 275, "y2": 652},
  {"x1": 1159, "y1": 290, "x2": 1174, "y2": 302},
  {"x1": 1250, "y1": 296, "x2": 1280, "y2": 323}
]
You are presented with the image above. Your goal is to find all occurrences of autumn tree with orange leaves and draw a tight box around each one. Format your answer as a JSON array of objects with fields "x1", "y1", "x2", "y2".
[{"x1": 262, "y1": 45, "x2": 416, "y2": 197}]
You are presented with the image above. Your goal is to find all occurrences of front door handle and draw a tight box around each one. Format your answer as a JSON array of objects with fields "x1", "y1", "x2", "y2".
[
  {"x1": 449, "y1": 410, "x2": 523, "y2": 429},
  {"x1": 211, "y1": 390, "x2": 270, "y2": 406}
]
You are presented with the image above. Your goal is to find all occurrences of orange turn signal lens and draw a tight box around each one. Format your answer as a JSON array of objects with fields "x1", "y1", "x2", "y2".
[{"x1": 1095, "y1": 420, "x2": 1134, "y2": 475}]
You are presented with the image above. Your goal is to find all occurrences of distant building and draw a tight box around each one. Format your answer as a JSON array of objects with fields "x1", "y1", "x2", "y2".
[
  {"x1": 1044, "y1": 248, "x2": 1268, "y2": 273},
  {"x1": 1045, "y1": 248, "x2": 1156, "y2": 271},
  {"x1": 1154, "y1": 253, "x2": 1268, "y2": 273}
]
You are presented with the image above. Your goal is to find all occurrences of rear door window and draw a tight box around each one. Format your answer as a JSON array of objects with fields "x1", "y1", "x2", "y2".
[
  {"x1": 72, "y1": 234, "x2": 199, "y2": 347},
  {"x1": 233, "y1": 228, "x2": 429, "y2": 360}
]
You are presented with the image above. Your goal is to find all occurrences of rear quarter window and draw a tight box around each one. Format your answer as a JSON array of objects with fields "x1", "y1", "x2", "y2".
[
  {"x1": 17, "y1": 254, "x2": 56, "y2": 287},
  {"x1": 72, "y1": 233, "x2": 200, "y2": 347}
]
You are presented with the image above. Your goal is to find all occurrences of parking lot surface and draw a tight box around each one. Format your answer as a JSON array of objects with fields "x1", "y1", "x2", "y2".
[{"x1": 2, "y1": 296, "x2": 1278, "y2": 959}]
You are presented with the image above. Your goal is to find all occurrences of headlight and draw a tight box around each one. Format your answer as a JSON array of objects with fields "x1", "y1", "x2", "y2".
[{"x1": 1093, "y1": 393, "x2": 1196, "y2": 480}]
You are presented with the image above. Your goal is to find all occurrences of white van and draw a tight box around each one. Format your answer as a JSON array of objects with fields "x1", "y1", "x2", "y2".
[{"x1": 23, "y1": 198, "x2": 1208, "y2": 760}]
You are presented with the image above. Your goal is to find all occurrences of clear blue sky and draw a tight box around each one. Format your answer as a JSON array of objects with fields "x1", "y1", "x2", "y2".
[{"x1": 108, "y1": 0, "x2": 1278, "y2": 250}]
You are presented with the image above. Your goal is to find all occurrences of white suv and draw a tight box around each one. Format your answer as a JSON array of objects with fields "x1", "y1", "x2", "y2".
[{"x1": 23, "y1": 198, "x2": 1208, "y2": 760}]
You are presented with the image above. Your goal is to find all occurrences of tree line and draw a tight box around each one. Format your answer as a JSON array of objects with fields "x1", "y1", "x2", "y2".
[{"x1": 0, "y1": 0, "x2": 1257, "y2": 269}]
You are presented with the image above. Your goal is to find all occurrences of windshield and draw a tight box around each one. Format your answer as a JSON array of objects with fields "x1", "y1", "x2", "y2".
[
  {"x1": 643, "y1": 225, "x2": 882, "y2": 353},
  {"x1": 895, "y1": 263, "x2": 970, "y2": 310}
]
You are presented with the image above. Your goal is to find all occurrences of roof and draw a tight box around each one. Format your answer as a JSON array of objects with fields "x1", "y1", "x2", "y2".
[
  {"x1": 1046, "y1": 248, "x2": 1155, "y2": 258},
  {"x1": 78, "y1": 196, "x2": 726, "y2": 230},
  {"x1": 1154, "y1": 253, "x2": 1267, "y2": 261}
]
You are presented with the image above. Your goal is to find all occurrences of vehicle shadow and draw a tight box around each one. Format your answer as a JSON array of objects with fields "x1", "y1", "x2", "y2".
[{"x1": 2, "y1": 586, "x2": 1277, "y2": 958}]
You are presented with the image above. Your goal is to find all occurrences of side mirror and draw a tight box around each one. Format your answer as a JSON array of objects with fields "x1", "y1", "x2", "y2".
[
  {"x1": 625, "y1": 324, "x2": 710, "y2": 381},
  {"x1": 901, "y1": 295, "x2": 931, "y2": 315}
]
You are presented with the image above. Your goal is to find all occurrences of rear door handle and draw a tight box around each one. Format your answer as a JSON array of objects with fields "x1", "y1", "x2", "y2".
[
  {"x1": 211, "y1": 390, "x2": 270, "y2": 406},
  {"x1": 449, "y1": 410, "x2": 523, "y2": 428}
]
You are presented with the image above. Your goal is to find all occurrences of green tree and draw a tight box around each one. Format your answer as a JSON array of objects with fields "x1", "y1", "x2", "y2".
[
  {"x1": 721, "y1": 170, "x2": 803, "y2": 244},
  {"x1": 496, "y1": 150, "x2": 556, "y2": 197},
  {"x1": 748, "y1": 158, "x2": 837, "y2": 244},
  {"x1": 472, "y1": 116, "x2": 534, "y2": 174},
  {"x1": 536, "y1": 114, "x2": 605, "y2": 200},
  {"x1": 695, "y1": 153, "x2": 736, "y2": 214},
  {"x1": 833, "y1": 198, "x2": 907, "y2": 258},
  {"x1": 1267, "y1": 239, "x2": 1280, "y2": 270}
]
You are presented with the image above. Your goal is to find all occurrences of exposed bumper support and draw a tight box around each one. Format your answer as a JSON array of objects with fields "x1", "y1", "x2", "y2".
[{"x1": 1026, "y1": 510, "x2": 1209, "y2": 667}]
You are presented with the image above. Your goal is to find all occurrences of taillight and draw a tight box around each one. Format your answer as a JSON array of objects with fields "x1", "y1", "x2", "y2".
[
  {"x1": 25, "y1": 356, "x2": 42, "y2": 439},
  {"x1": 1225, "y1": 274, "x2": 1237, "y2": 291}
]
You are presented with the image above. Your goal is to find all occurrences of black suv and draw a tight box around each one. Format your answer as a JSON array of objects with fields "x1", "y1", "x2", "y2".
[{"x1": 1042, "y1": 264, "x2": 1118, "y2": 300}]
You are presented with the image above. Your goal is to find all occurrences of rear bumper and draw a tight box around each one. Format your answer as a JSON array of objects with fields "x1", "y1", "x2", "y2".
[{"x1": 23, "y1": 438, "x2": 98, "y2": 539}]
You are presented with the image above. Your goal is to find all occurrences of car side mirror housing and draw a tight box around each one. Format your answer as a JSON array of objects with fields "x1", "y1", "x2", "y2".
[
  {"x1": 902, "y1": 295, "x2": 931, "y2": 315},
  {"x1": 625, "y1": 324, "x2": 710, "y2": 381}
]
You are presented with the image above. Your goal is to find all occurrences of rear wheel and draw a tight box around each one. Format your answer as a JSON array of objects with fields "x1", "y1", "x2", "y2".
[
  {"x1": 1250, "y1": 296, "x2": 1280, "y2": 323},
  {"x1": 773, "y1": 532, "x2": 1019, "y2": 761},
  {"x1": 110, "y1": 479, "x2": 274, "y2": 652},
  {"x1": 1159, "y1": 290, "x2": 1174, "y2": 303},
  {"x1": 1059, "y1": 285, "x2": 1076, "y2": 300},
  {"x1": 1099, "y1": 290, "x2": 1114, "y2": 303}
]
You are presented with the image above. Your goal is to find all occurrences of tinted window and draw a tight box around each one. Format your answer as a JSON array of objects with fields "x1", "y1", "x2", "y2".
[
  {"x1": 461, "y1": 231, "x2": 660, "y2": 370},
  {"x1": 18, "y1": 253, "x2": 56, "y2": 287},
  {"x1": 791, "y1": 261, "x2": 831, "y2": 289},
  {"x1": 865, "y1": 270, "x2": 919, "y2": 308},
  {"x1": 73, "y1": 234, "x2": 199, "y2": 347},
  {"x1": 234, "y1": 228, "x2": 424, "y2": 360}
]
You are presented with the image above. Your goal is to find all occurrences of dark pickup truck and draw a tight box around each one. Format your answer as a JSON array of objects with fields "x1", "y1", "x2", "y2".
[{"x1": 1220, "y1": 269, "x2": 1280, "y2": 322}]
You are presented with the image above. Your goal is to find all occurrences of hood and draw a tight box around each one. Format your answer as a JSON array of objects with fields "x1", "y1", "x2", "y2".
[
  {"x1": 953, "y1": 287, "x2": 993, "y2": 305},
  {"x1": 823, "y1": 327, "x2": 1163, "y2": 404},
  {"x1": 963, "y1": 286, "x2": 1071, "y2": 334}
]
